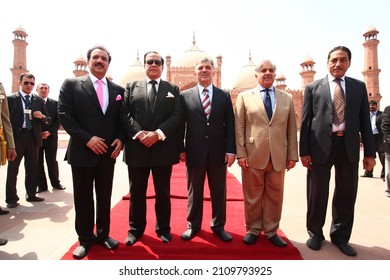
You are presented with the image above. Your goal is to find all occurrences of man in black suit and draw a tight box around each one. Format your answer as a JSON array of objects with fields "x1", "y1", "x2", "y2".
[
  {"x1": 36, "y1": 83, "x2": 65, "y2": 193},
  {"x1": 58, "y1": 46, "x2": 124, "y2": 259},
  {"x1": 179, "y1": 57, "x2": 236, "y2": 242},
  {"x1": 121, "y1": 51, "x2": 182, "y2": 246},
  {"x1": 361, "y1": 100, "x2": 384, "y2": 179},
  {"x1": 5, "y1": 73, "x2": 51, "y2": 208},
  {"x1": 300, "y1": 46, "x2": 376, "y2": 257}
]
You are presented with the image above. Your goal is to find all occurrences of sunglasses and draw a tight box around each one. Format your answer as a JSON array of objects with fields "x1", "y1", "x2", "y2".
[
  {"x1": 23, "y1": 81, "x2": 35, "y2": 86},
  {"x1": 146, "y1": 59, "x2": 162, "y2": 66}
]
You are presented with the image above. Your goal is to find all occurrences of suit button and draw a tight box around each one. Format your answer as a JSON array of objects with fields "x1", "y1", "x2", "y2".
[{"x1": 207, "y1": 122, "x2": 210, "y2": 125}]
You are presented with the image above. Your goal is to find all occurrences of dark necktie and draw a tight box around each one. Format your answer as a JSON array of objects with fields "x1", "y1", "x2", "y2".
[
  {"x1": 148, "y1": 80, "x2": 157, "y2": 113},
  {"x1": 333, "y1": 78, "x2": 345, "y2": 126},
  {"x1": 263, "y1": 88, "x2": 273, "y2": 120},
  {"x1": 202, "y1": 88, "x2": 211, "y2": 119},
  {"x1": 25, "y1": 95, "x2": 33, "y2": 130}
]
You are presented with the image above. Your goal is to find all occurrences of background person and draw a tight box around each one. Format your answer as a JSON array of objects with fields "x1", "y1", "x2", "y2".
[
  {"x1": 5, "y1": 73, "x2": 51, "y2": 208},
  {"x1": 36, "y1": 83, "x2": 65, "y2": 193}
]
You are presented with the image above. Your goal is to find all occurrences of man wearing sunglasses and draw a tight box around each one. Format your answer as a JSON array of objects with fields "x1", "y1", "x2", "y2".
[
  {"x1": 5, "y1": 73, "x2": 51, "y2": 208},
  {"x1": 121, "y1": 51, "x2": 183, "y2": 245}
]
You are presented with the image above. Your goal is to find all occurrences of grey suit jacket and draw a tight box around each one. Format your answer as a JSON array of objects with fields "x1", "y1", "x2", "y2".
[
  {"x1": 180, "y1": 85, "x2": 235, "y2": 167},
  {"x1": 300, "y1": 75, "x2": 375, "y2": 163}
]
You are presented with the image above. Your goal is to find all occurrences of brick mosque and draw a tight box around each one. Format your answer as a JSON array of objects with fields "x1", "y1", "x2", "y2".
[{"x1": 7, "y1": 26, "x2": 382, "y2": 130}]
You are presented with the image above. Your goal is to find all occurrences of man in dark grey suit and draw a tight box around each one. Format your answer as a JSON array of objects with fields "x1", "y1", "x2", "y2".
[
  {"x1": 36, "y1": 83, "x2": 65, "y2": 193},
  {"x1": 6, "y1": 73, "x2": 51, "y2": 208},
  {"x1": 179, "y1": 57, "x2": 236, "y2": 242},
  {"x1": 300, "y1": 46, "x2": 376, "y2": 257},
  {"x1": 59, "y1": 46, "x2": 124, "y2": 259},
  {"x1": 121, "y1": 51, "x2": 182, "y2": 246}
]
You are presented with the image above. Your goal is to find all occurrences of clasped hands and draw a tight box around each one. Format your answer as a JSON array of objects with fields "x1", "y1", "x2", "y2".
[
  {"x1": 86, "y1": 136, "x2": 123, "y2": 159},
  {"x1": 136, "y1": 131, "x2": 159, "y2": 147}
]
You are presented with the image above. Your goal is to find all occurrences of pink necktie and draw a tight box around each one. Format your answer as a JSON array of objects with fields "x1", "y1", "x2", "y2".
[{"x1": 96, "y1": 80, "x2": 103, "y2": 109}]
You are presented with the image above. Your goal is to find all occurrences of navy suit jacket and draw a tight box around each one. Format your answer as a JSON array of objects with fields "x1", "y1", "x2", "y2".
[
  {"x1": 300, "y1": 75, "x2": 375, "y2": 163},
  {"x1": 58, "y1": 75, "x2": 124, "y2": 167},
  {"x1": 180, "y1": 85, "x2": 236, "y2": 167},
  {"x1": 121, "y1": 79, "x2": 183, "y2": 167},
  {"x1": 7, "y1": 92, "x2": 51, "y2": 147}
]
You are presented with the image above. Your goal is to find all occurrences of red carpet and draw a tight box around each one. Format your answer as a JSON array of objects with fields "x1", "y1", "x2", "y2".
[{"x1": 61, "y1": 162, "x2": 302, "y2": 260}]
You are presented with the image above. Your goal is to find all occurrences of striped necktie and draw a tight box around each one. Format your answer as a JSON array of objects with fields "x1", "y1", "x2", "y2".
[
  {"x1": 202, "y1": 88, "x2": 211, "y2": 119},
  {"x1": 333, "y1": 78, "x2": 345, "y2": 125}
]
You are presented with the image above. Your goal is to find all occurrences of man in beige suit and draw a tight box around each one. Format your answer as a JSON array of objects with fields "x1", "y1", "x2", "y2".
[
  {"x1": 235, "y1": 60, "x2": 298, "y2": 246},
  {"x1": 0, "y1": 82, "x2": 17, "y2": 246}
]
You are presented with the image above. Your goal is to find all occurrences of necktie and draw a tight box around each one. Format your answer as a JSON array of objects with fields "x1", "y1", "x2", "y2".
[
  {"x1": 96, "y1": 80, "x2": 104, "y2": 109},
  {"x1": 202, "y1": 88, "x2": 211, "y2": 119},
  {"x1": 148, "y1": 80, "x2": 157, "y2": 113},
  {"x1": 333, "y1": 78, "x2": 345, "y2": 125},
  {"x1": 25, "y1": 95, "x2": 33, "y2": 130},
  {"x1": 263, "y1": 88, "x2": 273, "y2": 120}
]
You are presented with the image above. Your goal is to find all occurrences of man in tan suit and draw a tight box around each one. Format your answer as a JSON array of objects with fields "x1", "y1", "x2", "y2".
[
  {"x1": 235, "y1": 60, "x2": 298, "y2": 246},
  {"x1": 0, "y1": 82, "x2": 17, "y2": 246}
]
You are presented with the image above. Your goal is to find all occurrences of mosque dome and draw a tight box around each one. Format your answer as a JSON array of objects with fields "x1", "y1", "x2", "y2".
[
  {"x1": 231, "y1": 54, "x2": 257, "y2": 89},
  {"x1": 276, "y1": 73, "x2": 286, "y2": 80},
  {"x1": 173, "y1": 35, "x2": 209, "y2": 68},
  {"x1": 302, "y1": 55, "x2": 314, "y2": 64},
  {"x1": 119, "y1": 54, "x2": 146, "y2": 88},
  {"x1": 14, "y1": 26, "x2": 27, "y2": 35}
]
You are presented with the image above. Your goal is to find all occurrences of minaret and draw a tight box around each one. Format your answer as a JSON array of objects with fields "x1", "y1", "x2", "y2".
[
  {"x1": 73, "y1": 54, "x2": 88, "y2": 77},
  {"x1": 215, "y1": 54, "x2": 222, "y2": 88},
  {"x1": 10, "y1": 26, "x2": 28, "y2": 92},
  {"x1": 362, "y1": 26, "x2": 381, "y2": 106},
  {"x1": 299, "y1": 55, "x2": 316, "y2": 91},
  {"x1": 275, "y1": 73, "x2": 287, "y2": 91}
]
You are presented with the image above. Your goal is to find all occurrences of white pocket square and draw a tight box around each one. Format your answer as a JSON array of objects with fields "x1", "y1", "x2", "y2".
[{"x1": 166, "y1": 92, "x2": 174, "y2": 98}]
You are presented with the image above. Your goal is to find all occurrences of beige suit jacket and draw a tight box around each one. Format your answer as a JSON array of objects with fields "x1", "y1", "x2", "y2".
[
  {"x1": 0, "y1": 83, "x2": 16, "y2": 162},
  {"x1": 235, "y1": 87, "x2": 298, "y2": 172}
]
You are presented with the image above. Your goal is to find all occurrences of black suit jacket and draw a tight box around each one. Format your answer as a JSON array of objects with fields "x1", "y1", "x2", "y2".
[
  {"x1": 381, "y1": 106, "x2": 390, "y2": 153},
  {"x1": 58, "y1": 75, "x2": 124, "y2": 167},
  {"x1": 300, "y1": 75, "x2": 375, "y2": 163},
  {"x1": 180, "y1": 85, "x2": 236, "y2": 167},
  {"x1": 7, "y1": 92, "x2": 51, "y2": 147},
  {"x1": 42, "y1": 98, "x2": 60, "y2": 141},
  {"x1": 121, "y1": 79, "x2": 183, "y2": 167}
]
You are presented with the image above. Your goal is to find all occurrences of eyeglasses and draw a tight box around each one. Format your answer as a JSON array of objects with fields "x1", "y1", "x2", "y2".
[
  {"x1": 23, "y1": 81, "x2": 35, "y2": 86},
  {"x1": 146, "y1": 59, "x2": 162, "y2": 66}
]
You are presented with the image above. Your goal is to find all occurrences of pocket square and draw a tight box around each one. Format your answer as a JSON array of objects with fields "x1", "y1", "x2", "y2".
[
  {"x1": 166, "y1": 92, "x2": 174, "y2": 98},
  {"x1": 116, "y1": 95, "x2": 122, "y2": 101}
]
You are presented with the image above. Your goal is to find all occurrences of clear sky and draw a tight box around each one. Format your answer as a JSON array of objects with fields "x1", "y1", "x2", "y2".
[{"x1": 1, "y1": 0, "x2": 389, "y2": 106}]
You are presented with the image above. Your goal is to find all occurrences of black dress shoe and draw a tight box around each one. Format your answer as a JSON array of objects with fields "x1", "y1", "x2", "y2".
[
  {"x1": 26, "y1": 196, "x2": 45, "y2": 202},
  {"x1": 213, "y1": 229, "x2": 232, "y2": 242},
  {"x1": 306, "y1": 236, "x2": 322, "y2": 250},
  {"x1": 269, "y1": 234, "x2": 287, "y2": 247},
  {"x1": 0, "y1": 238, "x2": 8, "y2": 246},
  {"x1": 6, "y1": 202, "x2": 19, "y2": 208},
  {"x1": 125, "y1": 232, "x2": 139, "y2": 246},
  {"x1": 72, "y1": 243, "x2": 91, "y2": 259},
  {"x1": 0, "y1": 207, "x2": 9, "y2": 215},
  {"x1": 53, "y1": 184, "x2": 66, "y2": 190},
  {"x1": 360, "y1": 173, "x2": 373, "y2": 178},
  {"x1": 332, "y1": 241, "x2": 357, "y2": 256},
  {"x1": 158, "y1": 232, "x2": 172, "y2": 243},
  {"x1": 102, "y1": 237, "x2": 119, "y2": 250},
  {"x1": 243, "y1": 233, "x2": 258, "y2": 245},
  {"x1": 181, "y1": 229, "x2": 199, "y2": 241}
]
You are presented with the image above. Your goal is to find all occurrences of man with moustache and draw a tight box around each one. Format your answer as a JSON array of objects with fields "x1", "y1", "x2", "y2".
[{"x1": 59, "y1": 45, "x2": 124, "y2": 259}]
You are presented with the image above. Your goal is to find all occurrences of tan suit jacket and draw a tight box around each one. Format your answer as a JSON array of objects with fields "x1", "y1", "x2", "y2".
[
  {"x1": 235, "y1": 87, "x2": 298, "y2": 171},
  {"x1": 0, "y1": 83, "x2": 15, "y2": 161}
]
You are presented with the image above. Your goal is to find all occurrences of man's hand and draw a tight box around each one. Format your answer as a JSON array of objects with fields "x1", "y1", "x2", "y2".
[{"x1": 86, "y1": 136, "x2": 107, "y2": 154}]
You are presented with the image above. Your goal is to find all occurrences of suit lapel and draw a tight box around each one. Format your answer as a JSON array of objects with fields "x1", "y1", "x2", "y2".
[
  {"x1": 81, "y1": 76, "x2": 101, "y2": 112},
  {"x1": 153, "y1": 80, "x2": 167, "y2": 114},
  {"x1": 251, "y1": 87, "x2": 269, "y2": 121},
  {"x1": 191, "y1": 86, "x2": 207, "y2": 120}
]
